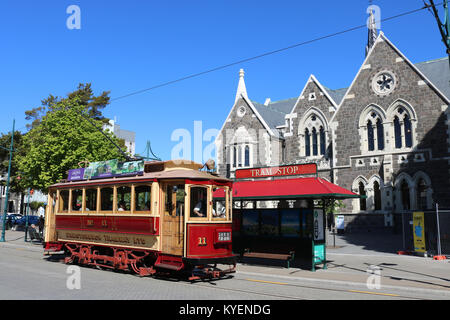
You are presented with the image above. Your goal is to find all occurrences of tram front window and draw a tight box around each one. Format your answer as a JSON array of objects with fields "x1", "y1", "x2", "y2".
[
  {"x1": 190, "y1": 187, "x2": 207, "y2": 218},
  {"x1": 212, "y1": 187, "x2": 227, "y2": 219}
]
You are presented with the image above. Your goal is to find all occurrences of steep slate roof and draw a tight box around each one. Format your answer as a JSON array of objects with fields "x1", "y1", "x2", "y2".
[
  {"x1": 251, "y1": 57, "x2": 449, "y2": 136},
  {"x1": 322, "y1": 87, "x2": 348, "y2": 106},
  {"x1": 415, "y1": 57, "x2": 450, "y2": 101},
  {"x1": 251, "y1": 100, "x2": 290, "y2": 138}
]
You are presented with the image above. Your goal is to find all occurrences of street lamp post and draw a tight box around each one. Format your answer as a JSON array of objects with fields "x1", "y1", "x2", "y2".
[{"x1": 0, "y1": 119, "x2": 15, "y2": 242}]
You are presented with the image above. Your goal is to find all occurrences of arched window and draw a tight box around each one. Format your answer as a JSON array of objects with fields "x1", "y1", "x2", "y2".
[
  {"x1": 373, "y1": 181, "x2": 381, "y2": 211},
  {"x1": 367, "y1": 120, "x2": 374, "y2": 151},
  {"x1": 394, "y1": 116, "x2": 402, "y2": 149},
  {"x1": 400, "y1": 181, "x2": 410, "y2": 210},
  {"x1": 376, "y1": 119, "x2": 384, "y2": 151},
  {"x1": 416, "y1": 179, "x2": 428, "y2": 210},
  {"x1": 320, "y1": 127, "x2": 326, "y2": 155},
  {"x1": 233, "y1": 146, "x2": 237, "y2": 168},
  {"x1": 244, "y1": 145, "x2": 250, "y2": 167},
  {"x1": 312, "y1": 127, "x2": 318, "y2": 156},
  {"x1": 299, "y1": 109, "x2": 328, "y2": 157},
  {"x1": 389, "y1": 103, "x2": 416, "y2": 150},
  {"x1": 238, "y1": 145, "x2": 242, "y2": 167},
  {"x1": 305, "y1": 129, "x2": 311, "y2": 157},
  {"x1": 359, "y1": 182, "x2": 367, "y2": 211},
  {"x1": 404, "y1": 114, "x2": 412, "y2": 148}
]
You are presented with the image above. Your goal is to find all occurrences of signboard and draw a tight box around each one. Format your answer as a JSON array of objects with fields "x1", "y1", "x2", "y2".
[
  {"x1": 335, "y1": 215, "x2": 345, "y2": 230},
  {"x1": 313, "y1": 209, "x2": 324, "y2": 241},
  {"x1": 313, "y1": 243, "x2": 325, "y2": 264},
  {"x1": 413, "y1": 212, "x2": 426, "y2": 253},
  {"x1": 68, "y1": 160, "x2": 145, "y2": 181},
  {"x1": 235, "y1": 163, "x2": 317, "y2": 179},
  {"x1": 68, "y1": 168, "x2": 85, "y2": 181}
]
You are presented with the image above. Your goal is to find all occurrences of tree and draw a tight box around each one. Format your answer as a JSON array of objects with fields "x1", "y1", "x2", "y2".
[
  {"x1": 25, "y1": 83, "x2": 111, "y2": 130},
  {"x1": 17, "y1": 89, "x2": 126, "y2": 192},
  {"x1": 0, "y1": 131, "x2": 26, "y2": 194}
]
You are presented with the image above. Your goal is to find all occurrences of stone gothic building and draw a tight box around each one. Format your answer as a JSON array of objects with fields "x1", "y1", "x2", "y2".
[{"x1": 215, "y1": 29, "x2": 450, "y2": 230}]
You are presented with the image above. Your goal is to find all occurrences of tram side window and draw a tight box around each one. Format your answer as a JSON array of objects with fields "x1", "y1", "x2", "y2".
[
  {"x1": 212, "y1": 187, "x2": 227, "y2": 219},
  {"x1": 59, "y1": 190, "x2": 69, "y2": 213},
  {"x1": 117, "y1": 186, "x2": 131, "y2": 212},
  {"x1": 190, "y1": 187, "x2": 207, "y2": 218},
  {"x1": 85, "y1": 188, "x2": 97, "y2": 212},
  {"x1": 100, "y1": 188, "x2": 114, "y2": 211},
  {"x1": 135, "y1": 185, "x2": 151, "y2": 212},
  {"x1": 72, "y1": 189, "x2": 83, "y2": 211}
]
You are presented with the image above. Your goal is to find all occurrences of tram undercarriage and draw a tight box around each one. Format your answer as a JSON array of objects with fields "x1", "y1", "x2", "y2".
[{"x1": 56, "y1": 242, "x2": 236, "y2": 280}]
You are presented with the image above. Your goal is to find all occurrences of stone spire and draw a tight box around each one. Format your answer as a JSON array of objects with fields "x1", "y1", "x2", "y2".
[
  {"x1": 235, "y1": 68, "x2": 248, "y2": 103},
  {"x1": 366, "y1": 8, "x2": 378, "y2": 56}
]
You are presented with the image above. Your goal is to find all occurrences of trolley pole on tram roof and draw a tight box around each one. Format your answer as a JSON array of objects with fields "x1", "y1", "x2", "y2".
[{"x1": 1, "y1": 119, "x2": 15, "y2": 242}]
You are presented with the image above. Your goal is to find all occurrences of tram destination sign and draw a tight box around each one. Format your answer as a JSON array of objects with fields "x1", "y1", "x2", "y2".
[
  {"x1": 68, "y1": 159, "x2": 145, "y2": 181},
  {"x1": 235, "y1": 163, "x2": 317, "y2": 179}
]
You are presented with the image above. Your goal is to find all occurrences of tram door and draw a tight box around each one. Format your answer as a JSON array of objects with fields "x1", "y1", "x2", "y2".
[{"x1": 161, "y1": 182, "x2": 185, "y2": 256}]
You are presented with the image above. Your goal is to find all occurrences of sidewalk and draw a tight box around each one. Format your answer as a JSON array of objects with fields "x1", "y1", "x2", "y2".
[{"x1": 238, "y1": 231, "x2": 450, "y2": 296}]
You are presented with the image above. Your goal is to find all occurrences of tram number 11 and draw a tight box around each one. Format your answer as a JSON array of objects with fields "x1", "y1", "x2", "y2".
[{"x1": 198, "y1": 237, "x2": 207, "y2": 246}]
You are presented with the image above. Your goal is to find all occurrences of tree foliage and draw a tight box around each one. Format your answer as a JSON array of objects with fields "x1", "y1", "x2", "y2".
[
  {"x1": 0, "y1": 131, "x2": 25, "y2": 193},
  {"x1": 17, "y1": 86, "x2": 126, "y2": 192},
  {"x1": 25, "y1": 83, "x2": 111, "y2": 130}
]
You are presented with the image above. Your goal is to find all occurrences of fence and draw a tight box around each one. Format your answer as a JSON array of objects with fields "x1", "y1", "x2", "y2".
[{"x1": 393, "y1": 210, "x2": 450, "y2": 256}]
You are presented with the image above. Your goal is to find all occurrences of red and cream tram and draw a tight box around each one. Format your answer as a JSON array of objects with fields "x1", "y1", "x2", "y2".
[{"x1": 43, "y1": 159, "x2": 235, "y2": 280}]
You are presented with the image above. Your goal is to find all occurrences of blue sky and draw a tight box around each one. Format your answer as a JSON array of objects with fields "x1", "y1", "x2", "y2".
[{"x1": 0, "y1": 0, "x2": 448, "y2": 163}]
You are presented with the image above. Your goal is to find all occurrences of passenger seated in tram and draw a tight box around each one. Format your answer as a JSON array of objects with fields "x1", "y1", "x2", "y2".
[
  {"x1": 118, "y1": 201, "x2": 126, "y2": 211},
  {"x1": 192, "y1": 192, "x2": 206, "y2": 217}
]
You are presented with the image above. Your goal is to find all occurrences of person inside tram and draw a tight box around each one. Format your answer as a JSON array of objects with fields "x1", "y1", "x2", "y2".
[
  {"x1": 192, "y1": 191, "x2": 206, "y2": 217},
  {"x1": 118, "y1": 201, "x2": 126, "y2": 211}
]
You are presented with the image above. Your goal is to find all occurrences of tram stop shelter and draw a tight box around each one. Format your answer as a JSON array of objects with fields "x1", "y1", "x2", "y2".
[{"x1": 215, "y1": 163, "x2": 361, "y2": 271}]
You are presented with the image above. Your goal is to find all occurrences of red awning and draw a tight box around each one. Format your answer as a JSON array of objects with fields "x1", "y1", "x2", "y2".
[{"x1": 214, "y1": 177, "x2": 360, "y2": 200}]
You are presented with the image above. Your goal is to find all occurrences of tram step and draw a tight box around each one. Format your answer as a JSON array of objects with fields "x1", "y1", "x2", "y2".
[{"x1": 154, "y1": 262, "x2": 183, "y2": 271}]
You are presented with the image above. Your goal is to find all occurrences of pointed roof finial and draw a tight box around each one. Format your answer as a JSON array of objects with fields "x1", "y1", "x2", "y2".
[
  {"x1": 366, "y1": 6, "x2": 379, "y2": 56},
  {"x1": 235, "y1": 68, "x2": 248, "y2": 103}
]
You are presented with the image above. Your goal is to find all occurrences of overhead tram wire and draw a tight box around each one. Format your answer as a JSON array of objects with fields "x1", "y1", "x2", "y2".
[{"x1": 110, "y1": 2, "x2": 443, "y2": 103}]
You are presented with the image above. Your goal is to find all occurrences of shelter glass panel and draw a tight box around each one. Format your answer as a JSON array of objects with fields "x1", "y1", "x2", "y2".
[
  {"x1": 260, "y1": 210, "x2": 279, "y2": 236},
  {"x1": 242, "y1": 210, "x2": 259, "y2": 236},
  {"x1": 281, "y1": 210, "x2": 300, "y2": 238}
]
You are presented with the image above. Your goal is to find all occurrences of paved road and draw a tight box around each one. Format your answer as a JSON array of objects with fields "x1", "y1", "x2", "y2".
[{"x1": 0, "y1": 241, "x2": 448, "y2": 302}]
